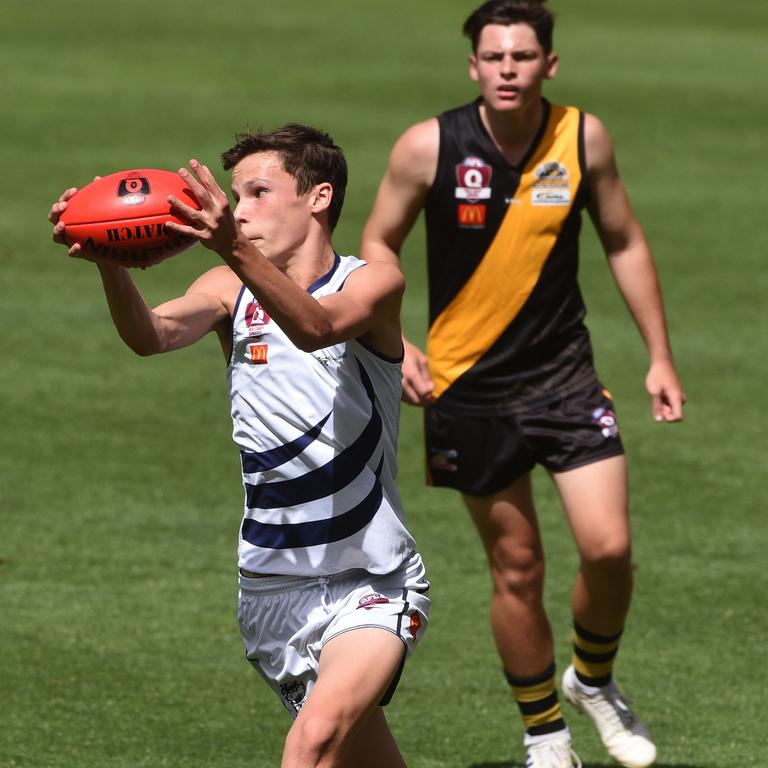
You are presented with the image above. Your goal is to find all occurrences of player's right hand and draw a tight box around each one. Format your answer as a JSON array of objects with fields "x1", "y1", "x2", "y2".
[
  {"x1": 401, "y1": 338, "x2": 435, "y2": 406},
  {"x1": 49, "y1": 178, "x2": 102, "y2": 258},
  {"x1": 49, "y1": 187, "x2": 84, "y2": 257}
]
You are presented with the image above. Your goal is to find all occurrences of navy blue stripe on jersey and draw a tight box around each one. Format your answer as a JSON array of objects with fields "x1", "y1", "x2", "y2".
[
  {"x1": 307, "y1": 252, "x2": 341, "y2": 293},
  {"x1": 240, "y1": 412, "x2": 332, "y2": 474},
  {"x1": 240, "y1": 457, "x2": 384, "y2": 549},
  {"x1": 243, "y1": 360, "x2": 381, "y2": 509}
]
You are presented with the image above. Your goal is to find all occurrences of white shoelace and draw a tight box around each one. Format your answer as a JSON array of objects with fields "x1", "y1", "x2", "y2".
[
  {"x1": 588, "y1": 684, "x2": 638, "y2": 730},
  {"x1": 526, "y1": 739, "x2": 582, "y2": 768}
]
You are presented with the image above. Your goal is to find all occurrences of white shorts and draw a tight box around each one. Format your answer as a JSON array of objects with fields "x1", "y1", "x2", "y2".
[{"x1": 237, "y1": 551, "x2": 430, "y2": 718}]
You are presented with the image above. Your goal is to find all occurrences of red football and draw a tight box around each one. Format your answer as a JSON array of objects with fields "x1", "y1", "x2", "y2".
[{"x1": 60, "y1": 168, "x2": 201, "y2": 268}]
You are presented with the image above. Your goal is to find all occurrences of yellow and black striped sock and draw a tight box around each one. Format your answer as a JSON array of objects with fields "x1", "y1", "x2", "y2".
[
  {"x1": 505, "y1": 662, "x2": 566, "y2": 736},
  {"x1": 571, "y1": 621, "x2": 623, "y2": 687}
]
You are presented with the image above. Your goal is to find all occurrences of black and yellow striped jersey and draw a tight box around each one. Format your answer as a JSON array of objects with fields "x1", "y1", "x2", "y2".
[{"x1": 423, "y1": 98, "x2": 597, "y2": 414}]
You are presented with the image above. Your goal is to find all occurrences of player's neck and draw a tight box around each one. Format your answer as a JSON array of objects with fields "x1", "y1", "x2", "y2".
[
  {"x1": 479, "y1": 97, "x2": 545, "y2": 166},
  {"x1": 281, "y1": 240, "x2": 337, "y2": 290}
]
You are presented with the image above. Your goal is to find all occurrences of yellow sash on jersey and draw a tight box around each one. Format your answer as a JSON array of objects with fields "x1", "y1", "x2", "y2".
[{"x1": 427, "y1": 105, "x2": 583, "y2": 399}]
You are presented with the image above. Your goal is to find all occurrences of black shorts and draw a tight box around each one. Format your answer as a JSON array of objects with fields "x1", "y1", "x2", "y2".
[{"x1": 424, "y1": 378, "x2": 625, "y2": 496}]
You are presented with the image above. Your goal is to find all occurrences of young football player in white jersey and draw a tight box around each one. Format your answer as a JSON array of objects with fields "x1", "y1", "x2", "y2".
[{"x1": 49, "y1": 123, "x2": 430, "y2": 768}]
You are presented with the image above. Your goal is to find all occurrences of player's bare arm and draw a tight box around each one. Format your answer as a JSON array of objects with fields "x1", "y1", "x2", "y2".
[
  {"x1": 166, "y1": 161, "x2": 404, "y2": 357},
  {"x1": 361, "y1": 119, "x2": 439, "y2": 268},
  {"x1": 49, "y1": 190, "x2": 235, "y2": 356},
  {"x1": 316, "y1": 260, "x2": 405, "y2": 359},
  {"x1": 361, "y1": 120, "x2": 440, "y2": 404},
  {"x1": 584, "y1": 113, "x2": 686, "y2": 421}
]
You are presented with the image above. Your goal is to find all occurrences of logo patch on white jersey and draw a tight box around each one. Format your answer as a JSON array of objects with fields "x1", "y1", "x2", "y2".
[
  {"x1": 455, "y1": 156, "x2": 492, "y2": 201},
  {"x1": 247, "y1": 343, "x2": 269, "y2": 364},
  {"x1": 245, "y1": 299, "x2": 271, "y2": 337},
  {"x1": 532, "y1": 160, "x2": 571, "y2": 206}
]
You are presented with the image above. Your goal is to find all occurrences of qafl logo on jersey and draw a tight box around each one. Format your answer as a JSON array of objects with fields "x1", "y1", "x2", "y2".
[
  {"x1": 455, "y1": 156, "x2": 492, "y2": 201},
  {"x1": 532, "y1": 160, "x2": 571, "y2": 206},
  {"x1": 245, "y1": 299, "x2": 271, "y2": 336}
]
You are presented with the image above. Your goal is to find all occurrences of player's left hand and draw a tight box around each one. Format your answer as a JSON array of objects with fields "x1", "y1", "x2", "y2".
[
  {"x1": 645, "y1": 359, "x2": 686, "y2": 422},
  {"x1": 166, "y1": 160, "x2": 241, "y2": 256}
]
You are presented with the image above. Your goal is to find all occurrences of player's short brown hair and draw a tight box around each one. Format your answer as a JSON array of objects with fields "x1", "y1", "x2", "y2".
[
  {"x1": 463, "y1": 0, "x2": 555, "y2": 54},
  {"x1": 221, "y1": 123, "x2": 347, "y2": 231}
]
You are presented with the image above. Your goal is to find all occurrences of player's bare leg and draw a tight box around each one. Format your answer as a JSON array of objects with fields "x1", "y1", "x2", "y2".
[
  {"x1": 552, "y1": 455, "x2": 632, "y2": 636},
  {"x1": 281, "y1": 628, "x2": 407, "y2": 768},
  {"x1": 340, "y1": 707, "x2": 407, "y2": 768},
  {"x1": 553, "y1": 455, "x2": 656, "y2": 768},
  {"x1": 463, "y1": 472, "x2": 554, "y2": 677},
  {"x1": 464, "y1": 475, "x2": 581, "y2": 766}
]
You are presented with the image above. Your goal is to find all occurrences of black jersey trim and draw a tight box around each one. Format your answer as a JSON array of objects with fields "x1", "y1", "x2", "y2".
[
  {"x1": 228, "y1": 283, "x2": 249, "y2": 368},
  {"x1": 577, "y1": 111, "x2": 590, "y2": 206},
  {"x1": 472, "y1": 97, "x2": 551, "y2": 172}
]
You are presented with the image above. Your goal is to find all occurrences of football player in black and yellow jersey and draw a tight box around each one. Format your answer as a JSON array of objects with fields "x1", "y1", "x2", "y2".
[{"x1": 361, "y1": 2, "x2": 685, "y2": 767}]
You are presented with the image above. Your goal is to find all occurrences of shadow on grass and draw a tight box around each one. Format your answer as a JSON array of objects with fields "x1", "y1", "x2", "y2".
[{"x1": 471, "y1": 763, "x2": 711, "y2": 768}]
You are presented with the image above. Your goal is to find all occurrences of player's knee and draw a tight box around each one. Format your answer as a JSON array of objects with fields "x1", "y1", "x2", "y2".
[
  {"x1": 285, "y1": 713, "x2": 341, "y2": 767},
  {"x1": 490, "y1": 538, "x2": 544, "y2": 597},
  {"x1": 580, "y1": 534, "x2": 631, "y2": 570}
]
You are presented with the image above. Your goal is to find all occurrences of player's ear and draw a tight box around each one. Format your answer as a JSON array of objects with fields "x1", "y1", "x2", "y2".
[
  {"x1": 545, "y1": 51, "x2": 559, "y2": 80},
  {"x1": 469, "y1": 52, "x2": 479, "y2": 82},
  {"x1": 309, "y1": 182, "x2": 332, "y2": 215}
]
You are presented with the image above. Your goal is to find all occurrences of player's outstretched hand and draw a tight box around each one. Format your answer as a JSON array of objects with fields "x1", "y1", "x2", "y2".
[
  {"x1": 49, "y1": 187, "x2": 84, "y2": 257},
  {"x1": 49, "y1": 178, "x2": 102, "y2": 260},
  {"x1": 646, "y1": 359, "x2": 686, "y2": 422},
  {"x1": 166, "y1": 160, "x2": 239, "y2": 256},
  {"x1": 402, "y1": 338, "x2": 435, "y2": 406}
]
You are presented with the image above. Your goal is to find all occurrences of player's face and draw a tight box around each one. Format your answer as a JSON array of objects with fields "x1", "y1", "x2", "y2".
[
  {"x1": 230, "y1": 152, "x2": 317, "y2": 264},
  {"x1": 469, "y1": 23, "x2": 558, "y2": 113}
]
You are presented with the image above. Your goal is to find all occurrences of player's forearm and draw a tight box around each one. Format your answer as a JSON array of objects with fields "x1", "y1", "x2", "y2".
[
  {"x1": 222, "y1": 236, "x2": 337, "y2": 352},
  {"x1": 97, "y1": 264, "x2": 166, "y2": 356},
  {"x1": 608, "y1": 245, "x2": 675, "y2": 363}
]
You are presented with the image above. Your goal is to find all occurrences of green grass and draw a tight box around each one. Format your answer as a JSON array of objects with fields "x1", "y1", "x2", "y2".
[{"x1": 2, "y1": 1, "x2": 767, "y2": 766}]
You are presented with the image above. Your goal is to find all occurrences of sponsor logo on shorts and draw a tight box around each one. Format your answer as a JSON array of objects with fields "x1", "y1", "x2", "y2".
[
  {"x1": 408, "y1": 612, "x2": 422, "y2": 639},
  {"x1": 592, "y1": 407, "x2": 619, "y2": 438},
  {"x1": 458, "y1": 203, "x2": 486, "y2": 228},
  {"x1": 279, "y1": 680, "x2": 306, "y2": 714},
  {"x1": 429, "y1": 447, "x2": 458, "y2": 472},
  {"x1": 357, "y1": 592, "x2": 390, "y2": 610}
]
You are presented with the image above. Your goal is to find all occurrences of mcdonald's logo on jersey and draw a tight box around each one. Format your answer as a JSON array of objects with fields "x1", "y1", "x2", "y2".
[
  {"x1": 458, "y1": 203, "x2": 486, "y2": 228},
  {"x1": 247, "y1": 343, "x2": 269, "y2": 364}
]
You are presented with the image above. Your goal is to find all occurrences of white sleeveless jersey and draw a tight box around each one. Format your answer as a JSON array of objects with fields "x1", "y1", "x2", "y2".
[{"x1": 227, "y1": 254, "x2": 415, "y2": 577}]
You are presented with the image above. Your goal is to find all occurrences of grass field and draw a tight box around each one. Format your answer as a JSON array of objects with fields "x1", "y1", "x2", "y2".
[{"x1": 2, "y1": 1, "x2": 767, "y2": 766}]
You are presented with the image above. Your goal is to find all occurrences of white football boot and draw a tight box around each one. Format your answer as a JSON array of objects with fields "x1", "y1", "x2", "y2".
[
  {"x1": 562, "y1": 665, "x2": 657, "y2": 768},
  {"x1": 524, "y1": 731, "x2": 582, "y2": 768}
]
